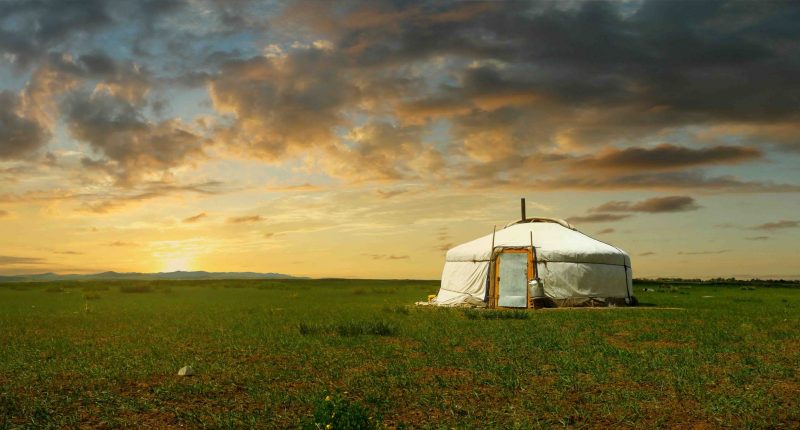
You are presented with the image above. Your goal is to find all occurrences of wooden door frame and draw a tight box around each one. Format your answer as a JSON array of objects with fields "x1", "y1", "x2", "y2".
[{"x1": 493, "y1": 248, "x2": 533, "y2": 309}]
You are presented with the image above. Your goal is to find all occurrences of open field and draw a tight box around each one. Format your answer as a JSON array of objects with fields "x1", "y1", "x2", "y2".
[{"x1": 1, "y1": 279, "x2": 798, "y2": 429}]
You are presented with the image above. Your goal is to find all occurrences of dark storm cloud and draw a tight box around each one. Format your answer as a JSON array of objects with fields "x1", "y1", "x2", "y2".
[
  {"x1": 579, "y1": 145, "x2": 762, "y2": 171},
  {"x1": 0, "y1": 0, "x2": 186, "y2": 67},
  {"x1": 290, "y1": 0, "x2": 800, "y2": 120},
  {"x1": 266, "y1": 0, "x2": 800, "y2": 189},
  {"x1": 63, "y1": 91, "x2": 206, "y2": 185},
  {"x1": 751, "y1": 220, "x2": 799, "y2": 231},
  {"x1": 5, "y1": 0, "x2": 800, "y2": 194},
  {"x1": 565, "y1": 214, "x2": 631, "y2": 224},
  {"x1": 0, "y1": 0, "x2": 112, "y2": 66},
  {"x1": 531, "y1": 171, "x2": 800, "y2": 193},
  {"x1": 2, "y1": 52, "x2": 156, "y2": 164},
  {"x1": 0, "y1": 91, "x2": 49, "y2": 159},
  {"x1": 591, "y1": 196, "x2": 700, "y2": 213},
  {"x1": 569, "y1": 196, "x2": 699, "y2": 229}
]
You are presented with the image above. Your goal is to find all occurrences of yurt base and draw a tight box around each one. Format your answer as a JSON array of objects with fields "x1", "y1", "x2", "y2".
[{"x1": 532, "y1": 297, "x2": 555, "y2": 309}]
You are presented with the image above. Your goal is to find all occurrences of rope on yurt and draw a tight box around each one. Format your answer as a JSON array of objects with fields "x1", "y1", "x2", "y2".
[{"x1": 483, "y1": 225, "x2": 497, "y2": 304}]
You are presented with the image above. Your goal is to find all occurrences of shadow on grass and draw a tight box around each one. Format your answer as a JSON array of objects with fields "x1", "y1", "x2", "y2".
[{"x1": 636, "y1": 302, "x2": 659, "y2": 307}]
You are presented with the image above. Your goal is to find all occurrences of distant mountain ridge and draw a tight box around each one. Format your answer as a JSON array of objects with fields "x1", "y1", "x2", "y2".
[{"x1": 0, "y1": 271, "x2": 306, "y2": 282}]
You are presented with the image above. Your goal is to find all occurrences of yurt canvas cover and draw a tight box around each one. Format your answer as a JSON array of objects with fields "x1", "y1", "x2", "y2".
[{"x1": 435, "y1": 218, "x2": 633, "y2": 308}]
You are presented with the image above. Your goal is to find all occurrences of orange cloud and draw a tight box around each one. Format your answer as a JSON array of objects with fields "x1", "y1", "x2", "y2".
[
  {"x1": 591, "y1": 196, "x2": 700, "y2": 213},
  {"x1": 565, "y1": 214, "x2": 631, "y2": 224},
  {"x1": 228, "y1": 215, "x2": 265, "y2": 224},
  {"x1": 183, "y1": 212, "x2": 208, "y2": 223}
]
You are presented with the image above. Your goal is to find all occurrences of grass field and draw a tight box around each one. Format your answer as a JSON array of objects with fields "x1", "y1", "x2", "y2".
[{"x1": 1, "y1": 279, "x2": 798, "y2": 429}]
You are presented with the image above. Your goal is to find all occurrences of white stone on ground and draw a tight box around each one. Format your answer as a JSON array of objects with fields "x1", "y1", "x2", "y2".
[{"x1": 178, "y1": 365, "x2": 194, "y2": 376}]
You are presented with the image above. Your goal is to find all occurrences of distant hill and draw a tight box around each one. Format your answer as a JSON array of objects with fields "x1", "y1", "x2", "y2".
[{"x1": 0, "y1": 271, "x2": 306, "y2": 283}]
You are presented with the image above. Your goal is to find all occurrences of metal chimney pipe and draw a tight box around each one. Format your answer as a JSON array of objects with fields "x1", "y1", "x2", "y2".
[{"x1": 521, "y1": 198, "x2": 526, "y2": 220}]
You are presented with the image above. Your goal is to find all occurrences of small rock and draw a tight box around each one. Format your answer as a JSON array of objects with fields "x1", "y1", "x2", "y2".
[{"x1": 178, "y1": 365, "x2": 194, "y2": 376}]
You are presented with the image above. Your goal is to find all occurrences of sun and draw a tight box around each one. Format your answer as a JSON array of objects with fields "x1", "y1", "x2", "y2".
[{"x1": 161, "y1": 256, "x2": 192, "y2": 272}]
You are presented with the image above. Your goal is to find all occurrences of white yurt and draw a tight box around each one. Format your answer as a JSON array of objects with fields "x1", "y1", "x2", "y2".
[{"x1": 434, "y1": 209, "x2": 634, "y2": 308}]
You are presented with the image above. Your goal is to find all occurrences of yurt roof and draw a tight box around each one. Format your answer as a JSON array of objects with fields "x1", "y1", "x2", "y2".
[{"x1": 445, "y1": 219, "x2": 630, "y2": 267}]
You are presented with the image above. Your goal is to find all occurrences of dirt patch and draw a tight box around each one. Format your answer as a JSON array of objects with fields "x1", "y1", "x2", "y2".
[
  {"x1": 420, "y1": 366, "x2": 472, "y2": 381},
  {"x1": 605, "y1": 332, "x2": 634, "y2": 350},
  {"x1": 643, "y1": 339, "x2": 691, "y2": 349},
  {"x1": 467, "y1": 338, "x2": 497, "y2": 352}
]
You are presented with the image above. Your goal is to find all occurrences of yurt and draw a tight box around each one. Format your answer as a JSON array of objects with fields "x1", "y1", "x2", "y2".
[{"x1": 434, "y1": 204, "x2": 634, "y2": 308}]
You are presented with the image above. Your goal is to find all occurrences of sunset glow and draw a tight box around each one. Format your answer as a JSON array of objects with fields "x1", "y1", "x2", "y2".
[
  {"x1": 161, "y1": 257, "x2": 192, "y2": 273},
  {"x1": 1, "y1": 1, "x2": 799, "y2": 279}
]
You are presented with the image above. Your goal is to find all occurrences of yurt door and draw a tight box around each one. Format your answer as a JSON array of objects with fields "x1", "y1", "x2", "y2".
[{"x1": 495, "y1": 249, "x2": 532, "y2": 308}]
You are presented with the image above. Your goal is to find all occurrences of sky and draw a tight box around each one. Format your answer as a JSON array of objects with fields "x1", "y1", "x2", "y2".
[{"x1": 1, "y1": 0, "x2": 799, "y2": 279}]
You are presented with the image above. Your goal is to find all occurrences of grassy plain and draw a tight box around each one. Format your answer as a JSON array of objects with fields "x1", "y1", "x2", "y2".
[{"x1": 0, "y1": 279, "x2": 798, "y2": 429}]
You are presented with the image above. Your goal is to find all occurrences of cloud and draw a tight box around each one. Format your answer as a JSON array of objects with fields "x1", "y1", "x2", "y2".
[
  {"x1": 437, "y1": 243, "x2": 453, "y2": 252},
  {"x1": 264, "y1": 183, "x2": 326, "y2": 193},
  {"x1": 678, "y1": 250, "x2": 729, "y2": 255},
  {"x1": 0, "y1": 91, "x2": 49, "y2": 159},
  {"x1": 751, "y1": 220, "x2": 799, "y2": 231},
  {"x1": 366, "y1": 254, "x2": 410, "y2": 260},
  {"x1": 53, "y1": 250, "x2": 83, "y2": 255},
  {"x1": 0, "y1": 255, "x2": 46, "y2": 265},
  {"x1": 529, "y1": 171, "x2": 800, "y2": 193},
  {"x1": 0, "y1": 209, "x2": 8, "y2": 218},
  {"x1": 375, "y1": 189, "x2": 409, "y2": 199},
  {"x1": 566, "y1": 214, "x2": 631, "y2": 224},
  {"x1": 326, "y1": 122, "x2": 426, "y2": 182},
  {"x1": 64, "y1": 91, "x2": 206, "y2": 185},
  {"x1": 592, "y1": 196, "x2": 700, "y2": 213},
  {"x1": 274, "y1": 0, "x2": 799, "y2": 190},
  {"x1": 578, "y1": 145, "x2": 761, "y2": 172},
  {"x1": 2, "y1": 0, "x2": 800, "y2": 228},
  {"x1": 228, "y1": 215, "x2": 265, "y2": 224},
  {"x1": 74, "y1": 181, "x2": 227, "y2": 214},
  {"x1": 596, "y1": 228, "x2": 615, "y2": 234},
  {"x1": 0, "y1": 0, "x2": 112, "y2": 67},
  {"x1": 0, "y1": 180, "x2": 228, "y2": 214},
  {"x1": 183, "y1": 212, "x2": 207, "y2": 223},
  {"x1": 106, "y1": 241, "x2": 139, "y2": 247},
  {"x1": 639, "y1": 252, "x2": 656, "y2": 256},
  {"x1": 746, "y1": 236, "x2": 771, "y2": 241},
  {"x1": 207, "y1": 48, "x2": 357, "y2": 161}
]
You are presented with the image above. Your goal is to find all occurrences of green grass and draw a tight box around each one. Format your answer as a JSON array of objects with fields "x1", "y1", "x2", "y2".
[{"x1": 0, "y1": 279, "x2": 798, "y2": 429}]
